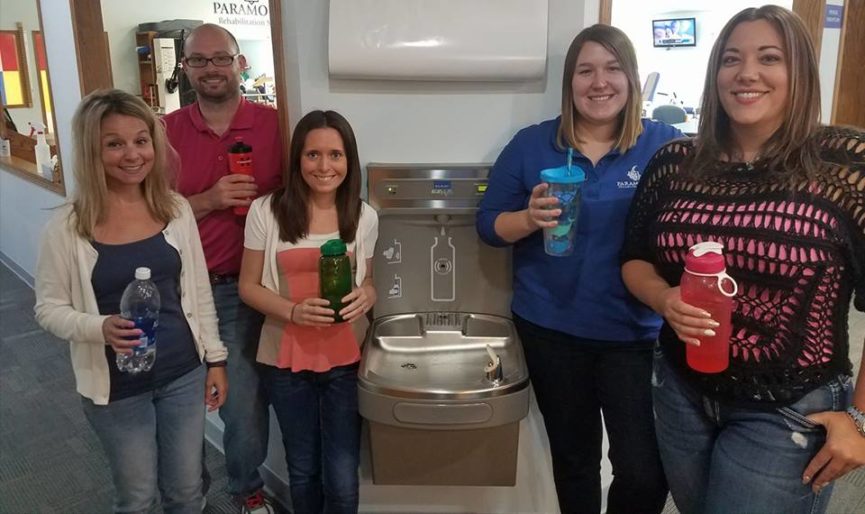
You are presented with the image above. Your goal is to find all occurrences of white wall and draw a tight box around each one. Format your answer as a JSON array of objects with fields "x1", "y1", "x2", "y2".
[{"x1": 279, "y1": 1, "x2": 580, "y2": 168}]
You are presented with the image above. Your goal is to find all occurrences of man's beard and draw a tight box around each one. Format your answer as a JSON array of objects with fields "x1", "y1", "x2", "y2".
[{"x1": 193, "y1": 75, "x2": 239, "y2": 103}]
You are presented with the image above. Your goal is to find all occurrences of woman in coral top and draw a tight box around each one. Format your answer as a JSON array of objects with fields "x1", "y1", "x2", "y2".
[{"x1": 238, "y1": 110, "x2": 378, "y2": 514}]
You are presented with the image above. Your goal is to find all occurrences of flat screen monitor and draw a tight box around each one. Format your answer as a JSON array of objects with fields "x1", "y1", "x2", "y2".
[{"x1": 653, "y1": 18, "x2": 696, "y2": 48}]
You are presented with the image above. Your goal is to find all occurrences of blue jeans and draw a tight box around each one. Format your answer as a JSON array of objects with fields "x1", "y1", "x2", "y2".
[
  {"x1": 82, "y1": 365, "x2": 206, "y2": 514},
  {"x1": 652, "y1": 348, "x2": 854, "y2": 514},
  {"x1": 514, "y1": 314, "x2": 668, "y2": 514},
  {"x1": 211, "y1": 280, "x2": 269, "y2": 497},
  {"x1": 266, "y1": 362, "x2": 361, "y2": 514}
]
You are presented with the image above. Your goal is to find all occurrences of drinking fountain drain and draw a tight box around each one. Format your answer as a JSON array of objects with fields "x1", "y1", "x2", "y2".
[{"x1": 401, "y1": 362, "x2": 417, "y2": 370}]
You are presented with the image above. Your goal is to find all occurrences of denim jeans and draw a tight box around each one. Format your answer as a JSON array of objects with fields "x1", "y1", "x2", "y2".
[
  {"x1": 210, "y1": 280, "x2": 269, "y2": 497},
  {"x1": 514, "y1": 315, "x2": 668, "y2": 514},
  {"x1": 82, "y1": 365, "x2": 206, "y2": 514},
  {"x1": 652, "y1": 348, "x2": 854, "y2": 514},
  {"x1": 266, "y1": 362, "x2": 361, "y2": 514}
]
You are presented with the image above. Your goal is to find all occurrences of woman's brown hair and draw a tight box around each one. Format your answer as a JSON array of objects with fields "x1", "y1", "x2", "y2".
[
  {"x1": 270, "y1": 110, "x2": 362, "y2": 243},
  {"x1": 688, "y1": 5, "x2": 822, "y2": 178},
  {"x1": 557, "y1": 24, "x2": 644, "y2": 153}
]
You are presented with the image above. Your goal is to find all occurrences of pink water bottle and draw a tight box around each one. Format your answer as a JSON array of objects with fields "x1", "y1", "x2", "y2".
[{"x1": 680, "y1": 242, "x2": 738, "y2": 373}]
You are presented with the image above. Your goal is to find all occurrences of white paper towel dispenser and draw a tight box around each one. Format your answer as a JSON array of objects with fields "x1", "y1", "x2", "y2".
[{"x1": 328, "y1": 0, "x2": 548, "y2": 82}]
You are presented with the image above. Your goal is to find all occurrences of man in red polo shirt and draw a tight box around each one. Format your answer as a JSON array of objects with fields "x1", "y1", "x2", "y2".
[{"x1": 164, "y1": 23, "x2": 282, "y2": 514}]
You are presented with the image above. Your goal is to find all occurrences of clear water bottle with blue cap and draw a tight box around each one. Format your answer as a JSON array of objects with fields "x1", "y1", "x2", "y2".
[
  {"x1": 116, "y1": 267, "x2": 160, "y2": 373},
  {"x1": 540, "y1": 149, "x2": 586, "y2": 256}
]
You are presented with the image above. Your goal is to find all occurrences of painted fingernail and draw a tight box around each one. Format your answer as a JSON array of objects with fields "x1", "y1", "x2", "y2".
[
  {"x1": 708, "y1": 320, "x2": 720, "y2": 328},
  {"x1": 802, "y1": 475, "x2": 811, "y2": 484},
  {"x1": 700, "y1": 311, "x2": 712, "y2": 318},
  {"x1": 703, "y1": 329, "x2": 716, "y2": 337}
]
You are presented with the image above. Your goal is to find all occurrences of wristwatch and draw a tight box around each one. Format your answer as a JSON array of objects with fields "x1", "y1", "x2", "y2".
[{"x1": 848, "y1": 405, "x2": 865, "y2": 437}]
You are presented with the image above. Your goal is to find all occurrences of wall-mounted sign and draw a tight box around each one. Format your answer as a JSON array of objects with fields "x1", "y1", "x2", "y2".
[
  {"x1": 209, "y1": 0, "x2": 271, "y2": 39},
  {"x1": 825, "y1": 5, "x2": 843, "y2": 29}
]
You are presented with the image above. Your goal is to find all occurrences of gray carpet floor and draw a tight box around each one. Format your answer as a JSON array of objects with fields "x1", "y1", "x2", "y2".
[
  {"x1": 1, "y1": 261, "x2": 863, "y2": 514},
  {"x1": 0, "y1": 264, "x2": 282, "y2": 514}
]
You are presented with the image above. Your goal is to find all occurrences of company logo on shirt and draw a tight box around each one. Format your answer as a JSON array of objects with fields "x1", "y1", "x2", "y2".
[{"x1": 617, "y1": 166, "x2": 642, "y2": 189}]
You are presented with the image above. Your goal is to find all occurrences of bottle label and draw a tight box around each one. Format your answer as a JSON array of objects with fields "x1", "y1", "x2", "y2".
[
  {"x1": 228, "y1": 152, "x2": 253, "y2": 176},
  {"x1": 132, "y1": 316, "x2": 158, "y2": 353}
]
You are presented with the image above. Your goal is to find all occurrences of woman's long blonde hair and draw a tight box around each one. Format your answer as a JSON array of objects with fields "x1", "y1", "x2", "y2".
[{"x1": 71, "y1": 89, "x2": 178, "y2": 238}]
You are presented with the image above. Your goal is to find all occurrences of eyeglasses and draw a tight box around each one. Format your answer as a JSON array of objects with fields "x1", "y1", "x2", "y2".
[{"x1": 184, "y1": 55, "x2": 238, "y2": 68}]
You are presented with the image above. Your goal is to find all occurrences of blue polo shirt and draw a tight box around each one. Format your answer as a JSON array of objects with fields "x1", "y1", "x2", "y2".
[{"x1": 476, "y1": 116, "x2": 683, "y2": 342}]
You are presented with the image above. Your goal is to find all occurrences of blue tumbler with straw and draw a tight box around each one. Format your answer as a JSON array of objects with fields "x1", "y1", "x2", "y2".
[{"x1": 540, "y1": 150, "x2": 586, "y2": 256}]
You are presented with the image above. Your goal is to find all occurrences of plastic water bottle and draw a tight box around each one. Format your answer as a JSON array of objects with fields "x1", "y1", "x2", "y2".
[
  {"x1": 319, "y1": 239, "x2": 352, "y2": 323},
  {"x1": 116, "y1": 267, "x2": 160, "y2": 373},
  {"x1": 680, "y1": 242, "x2": 738, "y2": 373}
]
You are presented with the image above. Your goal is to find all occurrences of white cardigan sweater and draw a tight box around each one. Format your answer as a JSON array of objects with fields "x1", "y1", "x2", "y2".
[{"x1": 34, "y1": 195, "x2": 227, "y2": 405}]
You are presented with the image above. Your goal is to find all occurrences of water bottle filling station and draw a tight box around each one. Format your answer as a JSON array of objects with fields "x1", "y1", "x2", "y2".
[{"x1": 359, "y1": 164, "x2": 530, "y2": 486}]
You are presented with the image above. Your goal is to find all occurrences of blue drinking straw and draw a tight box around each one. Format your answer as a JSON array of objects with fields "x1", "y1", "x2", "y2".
[{"x1": 567, "y1": 148, "x2": 573, "y2": 173}]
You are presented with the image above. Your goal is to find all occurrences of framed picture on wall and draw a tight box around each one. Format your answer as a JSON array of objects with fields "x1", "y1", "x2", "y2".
[{"x1": 0, "y1": 24, "x2": 32, "y2": 108}]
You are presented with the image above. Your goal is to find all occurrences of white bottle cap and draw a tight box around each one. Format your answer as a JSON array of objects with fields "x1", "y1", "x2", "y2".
[
  {"x1": 134, "y1": 267, "x2": 151, "y2": 280},
  {"x1": 690, "y1": 241, "x2": 724, "y2": 257}
]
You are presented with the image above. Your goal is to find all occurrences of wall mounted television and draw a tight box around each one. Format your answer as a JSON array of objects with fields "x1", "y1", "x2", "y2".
[{"x1": 653, "y1": 17, "x2": 696, "y2": 48}]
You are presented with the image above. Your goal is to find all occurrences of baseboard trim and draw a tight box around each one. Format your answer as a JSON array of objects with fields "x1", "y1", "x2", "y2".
[{"x1": 0, "y1": 251, "x2": 34, "y2": 289}]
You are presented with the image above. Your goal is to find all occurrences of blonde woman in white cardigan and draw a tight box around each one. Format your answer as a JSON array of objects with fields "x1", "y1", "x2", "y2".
[{"x1": 34, "y1": 89, "x2": 227, "y2": 514}]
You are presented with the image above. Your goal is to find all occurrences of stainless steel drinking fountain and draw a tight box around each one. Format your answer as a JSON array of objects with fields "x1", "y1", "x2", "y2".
[{"x1": 360, "y1": 164, "x2": 529, "y2": 486}]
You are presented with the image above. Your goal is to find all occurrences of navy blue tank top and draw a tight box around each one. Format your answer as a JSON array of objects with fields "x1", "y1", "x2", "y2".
[{"x1": 91, "y1": 231, "x2": 200, "y2": 401}]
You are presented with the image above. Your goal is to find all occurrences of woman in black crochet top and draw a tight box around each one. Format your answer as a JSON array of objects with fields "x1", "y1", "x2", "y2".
[{"x1": 621, "y1": 6, "x2": 864, "y2": 514}]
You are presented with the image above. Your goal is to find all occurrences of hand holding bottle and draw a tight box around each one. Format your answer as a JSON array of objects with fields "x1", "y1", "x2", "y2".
[
  {"x1": 653, "y1": 286, "x2": 719, "y2": 346},
  {"x1": 290, "y1": 297, "x2": 336, "y2": 327},
  {"x1": 525, "y1": 183, "x2": 561, "y2": 230},
  {"x1": 338, "y1": 284, "x2": 376, "y2": 322},
  {"x1": 206, "y1": 174, "x2": 258, "y2": 211},
  {"x1": 101, "y1": 315, "x2": 143, "y2": 354}
]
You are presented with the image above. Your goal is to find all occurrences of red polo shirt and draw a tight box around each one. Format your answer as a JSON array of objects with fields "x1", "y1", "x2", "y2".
[{"x1": 164, "y1": 99, "x2": 283, "y2": 275}]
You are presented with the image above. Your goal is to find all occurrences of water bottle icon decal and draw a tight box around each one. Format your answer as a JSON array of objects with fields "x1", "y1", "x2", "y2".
[{"x1": 430, "y1": 236, "x2": 455, "y2": 302}]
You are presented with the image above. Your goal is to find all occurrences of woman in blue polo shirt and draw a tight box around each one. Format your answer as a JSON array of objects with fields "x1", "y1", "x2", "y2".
[{"x1": 476, "y1": 25, "x2": 682, "y2": 514}]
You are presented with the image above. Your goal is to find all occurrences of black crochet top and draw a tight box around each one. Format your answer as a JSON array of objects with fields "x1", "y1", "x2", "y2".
[{"x1": 622, "y1": 128, "x2": 865, "y2": 408}]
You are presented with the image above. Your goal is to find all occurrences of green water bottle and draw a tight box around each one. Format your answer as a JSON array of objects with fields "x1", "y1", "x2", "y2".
[{"x1": 319, "y1": 239, "x2": 352, "y2": 323}]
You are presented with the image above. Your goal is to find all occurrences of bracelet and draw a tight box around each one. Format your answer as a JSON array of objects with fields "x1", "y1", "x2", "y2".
[
  {"x1": 289, "y1": 303, "x2": 297, "y2": 324},
  {"x1": 847, "y1": 405, "x2": 865, "y2": 437},
  {"x1": 206, "y1": 360, "x2": 227, "y2": 369}
]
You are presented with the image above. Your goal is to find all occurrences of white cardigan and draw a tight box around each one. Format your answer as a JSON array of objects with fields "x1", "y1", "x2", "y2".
[{"x1": 34, "y1": 194, "x2": 227, "y2": 405}]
